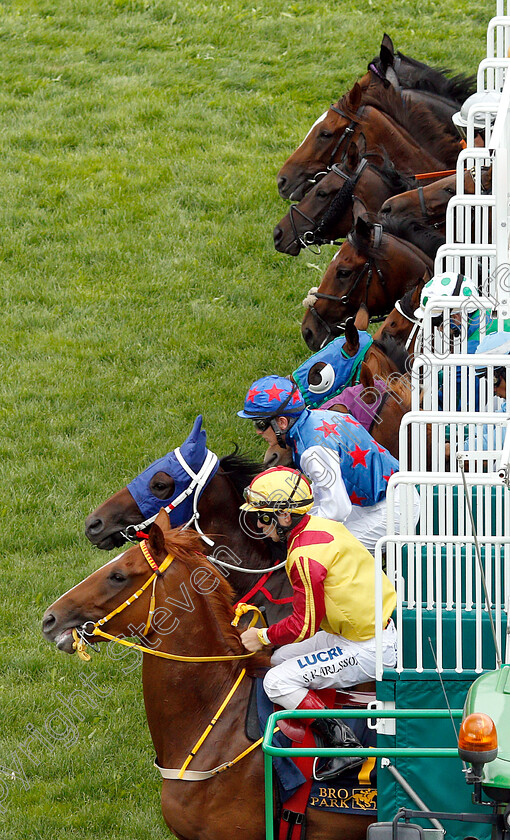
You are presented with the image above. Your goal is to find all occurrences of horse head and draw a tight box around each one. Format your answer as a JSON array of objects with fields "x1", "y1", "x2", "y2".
[
  {"x1": 84, "y1": 415, "x2": 218, "y2": 549},
  {"x1": 276, "y1": 84, "x2": 364, "y2": 201},
  {"x1": 300, "y1": 216, "x2": 384, "y2": 350},
  {"x1": 274, "y1": 145, "x2": 406, "y2": 256}
]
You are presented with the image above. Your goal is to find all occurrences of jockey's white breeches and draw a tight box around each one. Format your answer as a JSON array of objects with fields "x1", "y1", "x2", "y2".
[
  {"x1": 263, "y1": 621, "x2": 397, "y2": 709},
  {"x1": 343, "y1": 487, "x2": 420, "y2": 554}
]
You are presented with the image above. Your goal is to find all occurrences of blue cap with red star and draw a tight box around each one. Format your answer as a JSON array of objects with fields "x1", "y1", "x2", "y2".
[{"x1": 237, "y1": 375, "x2": 306, "y2": 419}]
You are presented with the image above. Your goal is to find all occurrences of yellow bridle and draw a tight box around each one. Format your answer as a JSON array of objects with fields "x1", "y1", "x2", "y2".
[
  {"x1": 71, "y1": 540, "x2": 263, "y2": 663},
  {"x1": 70, "y1": 540, "x2": 273, "y2": 781}
]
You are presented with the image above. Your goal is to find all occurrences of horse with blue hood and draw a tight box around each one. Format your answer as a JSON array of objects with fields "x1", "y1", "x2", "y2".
[{"x1": 84, "y1": 415, "x2": 293, "y2": 623}]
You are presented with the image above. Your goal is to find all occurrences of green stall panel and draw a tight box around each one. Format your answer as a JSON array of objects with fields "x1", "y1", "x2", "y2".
[{"x1": 377, "y1": 670, "x2": 491, "y2": 840}]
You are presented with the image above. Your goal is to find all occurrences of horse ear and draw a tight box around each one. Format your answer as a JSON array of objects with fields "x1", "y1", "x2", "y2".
[
  {"x1": 347, "y1": 82, "x2": 362, "y2": 112},
  {"x1": 148, "y1": 510, "x2": 170, "y2": 557},
  {"x1": 343, "y1": 317, "x2": 359, "y2": 357},
  {"x1": 381, "y1": 33, "x2": 395, "y2": 58},
  {"x1": 354, "y1": 304, "x2": 370, "y2": 331},
  {"x1": 359, "y1": 361, "x2": 374, "y2": 389},
  {"x1": 355, "y1": 215, "x2": 372, "y2": 242}
]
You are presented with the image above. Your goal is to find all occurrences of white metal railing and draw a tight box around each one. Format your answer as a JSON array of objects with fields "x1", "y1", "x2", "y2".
[{"x1": 377, "y1": 2, "x2": 510, "y2": 677}]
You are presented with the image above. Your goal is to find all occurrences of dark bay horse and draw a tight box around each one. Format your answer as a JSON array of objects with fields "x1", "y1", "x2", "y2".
[
  {"x1": 360, "y1": 33, "x2": 475, "y2": 135},
  {"x1": 277, "y1": 83, "x2": 462, "y2": 201},
  {"x1": 266, "y1": 311, "x2": 410, "y2": 461},
  {"x1": 43, "y1": 514, "x2": 373, "y2": 840},
  {"x1": 274, "y1": 148, "x2": 414, "y2": 256},
  {"x1": 84, "y1": 417, "x2": 292, "y2": 623},
  {"x1": 300, "y1": 216, "x2": 439, "y2": 351},
  {"x1": 380, "y1": 167, "x2": 493, "y2": 235}
]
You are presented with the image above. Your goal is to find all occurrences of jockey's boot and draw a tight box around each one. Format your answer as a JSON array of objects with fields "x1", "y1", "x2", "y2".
[{"x1": 297, "y1": 691, "x2": 364, "y2": 781}]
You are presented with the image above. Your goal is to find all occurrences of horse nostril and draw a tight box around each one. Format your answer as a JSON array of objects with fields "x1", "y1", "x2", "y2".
[
  {"x1": 42, "y1": 613, "x2": 56, "y2": 634},
  {"x1": 302, "y1": 327, "x2": 314, "y2": 348},
  {"x1": 85, "y1": 516, "x2": 104, "y2": 537},
  {"x1": 380, "y1": 205, "x2": 391, "y2": 215},
  {"x1": 273, "y1": 226, "x2": 283, "y2": 246}
]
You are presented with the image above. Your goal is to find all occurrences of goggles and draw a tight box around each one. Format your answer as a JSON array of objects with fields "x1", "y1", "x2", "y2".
[{"x1": 253, "y1": 418, "x2": 273, "y2": 432}]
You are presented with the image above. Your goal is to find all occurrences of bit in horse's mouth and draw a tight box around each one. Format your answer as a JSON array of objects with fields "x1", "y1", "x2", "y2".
[{"x1": 54, "y1": 627, "x2": 77, "y2": 653}]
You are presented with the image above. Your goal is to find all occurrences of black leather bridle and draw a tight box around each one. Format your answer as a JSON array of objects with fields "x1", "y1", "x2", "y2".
[{"x1": 306, "y1": 224, "x2": 385, "y2": 347}]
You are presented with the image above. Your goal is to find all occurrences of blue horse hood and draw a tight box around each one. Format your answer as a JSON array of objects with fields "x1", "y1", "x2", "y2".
[
  {"x1": 293, "y1": 332, "x2": 373, "y2": 409},
  {"x1": 126, "y1": 415, "x2": 219, "y2": 526}
]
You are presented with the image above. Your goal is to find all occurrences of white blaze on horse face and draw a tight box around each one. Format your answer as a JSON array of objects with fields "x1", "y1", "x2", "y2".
[{"x1": 295, "y1": 111, "x2": 328, "y2": 151}]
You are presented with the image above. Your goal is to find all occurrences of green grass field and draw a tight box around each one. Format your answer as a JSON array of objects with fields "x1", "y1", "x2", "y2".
[{"x1": 0, "y1": 1, "x2": 487, "y2": 837}]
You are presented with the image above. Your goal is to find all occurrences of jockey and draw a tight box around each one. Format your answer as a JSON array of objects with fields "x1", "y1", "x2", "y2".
[
  {"x1": 239, "y1": 466, "x2": 397, "y2": 780},
  {"x1": 472, "y1": 331, "x2": 510, "y2": 450},
  {"x1": 237, "y1": 374, "x2": 416, "y2": 553}
]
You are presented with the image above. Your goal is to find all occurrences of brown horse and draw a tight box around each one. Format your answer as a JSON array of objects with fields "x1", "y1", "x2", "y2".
[
  {"x1": 379, "y1": 168, "x2": 492, "y2": 235},
  {"x1": 42, "y1": 513, "x2": 373, "y2": 840},
  {"x1": 300, "y1": 216, "x2": 435, "y2": 351},
  {"x1": 266, "y1": 310, "x2": 410, "y2": 462},
  {"x1": 277, "y1": 83, "x2": 462, "y2": 201},
  {"x1": 359, "y1": 34, "x2": 475, "y2": 136},
  {"x1": 273, "y1": 148, "x2": 414, "y2": 256},
  {"x1": 372, "y1": 280, "x2": 426, "y2": 356},
  {"x1": 84, "y1": 445, "x2": 292, "y2": 624}
]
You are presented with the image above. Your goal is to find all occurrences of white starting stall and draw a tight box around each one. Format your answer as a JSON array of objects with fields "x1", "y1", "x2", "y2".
[{"x1": 374, "y1": 5, "x2": 510, "y2": 836}]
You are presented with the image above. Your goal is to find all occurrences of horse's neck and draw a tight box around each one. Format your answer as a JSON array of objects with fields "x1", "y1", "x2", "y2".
[
  {"x1": 366, "y1": 108, "x2": 446, "y2": 171},
  {"x1": 141, "y1": 580, "x2": 250, "y2": 769}
]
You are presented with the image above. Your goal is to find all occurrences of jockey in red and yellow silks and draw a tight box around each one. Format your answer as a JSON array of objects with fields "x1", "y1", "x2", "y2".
[
  {"x1": 266, "y1": 512, "x2": 396, "y2": 649},
  {"x1": 239, "y1": 467, "x2": 398, "y2": 781}
]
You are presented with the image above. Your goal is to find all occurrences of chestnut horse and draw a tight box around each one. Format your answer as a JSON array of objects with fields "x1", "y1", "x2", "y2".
[
  {"x1": 84, "y1": 429, "x2": 292, "y2": 624},
  {"x1": 273, "y1": 148, "x2": 414, "y2": 256},
  {"x1": 300, "y1": 216, "x2": 437, "y2": 351},
  {"x1": 42, "y1": 514, "x2": 373, "y2": 840},
  {"x1": 277, "y1": 83, "x2": 462, "y2": 201},
  {"x1": 267, "y1": 311, "x2": 410, "y2": 461},
  {"x1": 372, "y1": 281, "x2": 425, "y2": 356},
  {"x1": 379, "y1": 167, "x2": 492, "y2": 236}
]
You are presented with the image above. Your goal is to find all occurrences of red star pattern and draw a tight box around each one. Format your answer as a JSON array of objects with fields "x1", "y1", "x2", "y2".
[
  {"x1": 383, "y1": 469, "x2": 396, "y2": 481},
  {"x1": 291, "y1": 389, "x2": 302, "y2": 404},
  {"x1": 247, "y1": 387, "x2": 261, "y2": 402},
  {"x1": 314, "y1": 420, "x2": 339, "y2": 438},
  {"x1": 375, "y1": 443, "x2": 386, "y2": 453},
  {"x1": 350, "y1": 491, "x2": 367, "y2": 505},
  {"x1": 342, "y1": 415, "x2": 361, "y2": 427},
  {"x1": 349, "y1": 445, "x2": 370, "y2": 468},
  {"x1": 265, "y1": 383, "x2": 285, "y2": 401}
]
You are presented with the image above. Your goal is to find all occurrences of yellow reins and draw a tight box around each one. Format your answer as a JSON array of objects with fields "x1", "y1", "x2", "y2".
[
  {"x1": 70, "y1": 540, "x2": 272, "y2": 781},
  {"x1": 72, "y1": 543, "x2": 265, "y2": 663}
]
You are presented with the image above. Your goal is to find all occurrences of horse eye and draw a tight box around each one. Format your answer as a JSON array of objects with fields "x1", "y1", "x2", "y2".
[
  {"x1": 109, "y1": 572, "x2": 127, "y2": 584},
  {"x1": 337, "y1": 268, "x2": 352, "y2": 279},
  {"x1": 444, "y1": 187, "x2": 455, "y2": 196},
  {"x1": 308, "y1": 363, "x2": 336, "y2": 394},
  {"x1": 319, "y1": 130, "x2": 333, "y2": 139},
  {"x1": 316, "y1": 189, "x2": 328, "y2": 199}
]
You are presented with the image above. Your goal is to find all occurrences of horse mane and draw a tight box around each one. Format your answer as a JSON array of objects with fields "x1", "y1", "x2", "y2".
[
  {"x1": 369, "y1": 47, "x2": 475, "y2": 104},
  {"x1": 162, "y1": 526, "x2": 267, "y2": 673},
  {"x1": 219, "y1": 448, "x2": 265, "y2": 499},
  {"x1": 380, "y1": 215, "x2": 446, "y2": 259},
  {"x1": 372, "y1": 333, "x2": 409, "y2": 375},
  {"x1": 392, "y1": 52, "x2": 475, "y2": 103},
  {"x1": 316, "y1": 154, "x2": 414, "y2": 240},
  {"x1": 398, "y1": 285, "x2": 422, "y2": 320},
  {"x1": 340, "y1": 84, "x2": 461, "y2": 168}
]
